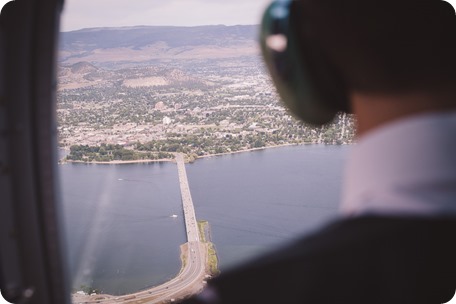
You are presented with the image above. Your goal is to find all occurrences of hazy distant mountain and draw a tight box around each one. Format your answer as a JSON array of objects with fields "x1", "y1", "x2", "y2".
[
  {"x1": 69, "y1": 61, "x2": 99, "y2": 74},
  {"x1": 59, "y1": 25, "x2": 260, "y2": 65}
]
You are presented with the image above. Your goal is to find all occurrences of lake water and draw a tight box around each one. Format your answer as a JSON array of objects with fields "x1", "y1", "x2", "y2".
[{"x1": 59, "y1": 144, "x2": 351, "y2": 295}]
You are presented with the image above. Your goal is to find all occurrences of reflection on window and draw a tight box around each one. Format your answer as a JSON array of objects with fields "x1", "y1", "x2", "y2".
[{"x1": 57, "y1": 1, "x2": 354, "y2": 302}]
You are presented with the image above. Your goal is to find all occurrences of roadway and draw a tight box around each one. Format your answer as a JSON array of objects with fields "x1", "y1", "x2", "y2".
[
  {"x1": 72, "y1": 154, "x2": 208, "y2": 304},
  {"x1": 176, "y1": 153, "x2": 200, "y2": 243}
]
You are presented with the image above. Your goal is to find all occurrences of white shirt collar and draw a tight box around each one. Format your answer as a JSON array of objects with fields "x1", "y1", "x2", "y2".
[{"x1": 340, "y1": 110, "x2": 456, "y2": 218}]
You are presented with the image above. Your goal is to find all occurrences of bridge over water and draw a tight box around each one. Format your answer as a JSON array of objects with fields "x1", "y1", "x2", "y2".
[
  {"x1": 73, "y1": 154, "x2": 209, "y2": 304},
  {"x1": 176, "y1": 153, "x2": 200, "y2": 243}
]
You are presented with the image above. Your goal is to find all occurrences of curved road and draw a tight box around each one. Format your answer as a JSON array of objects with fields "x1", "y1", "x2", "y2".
[{"x1": 72, "y1": 154, "x2": 208, "y2": 304}]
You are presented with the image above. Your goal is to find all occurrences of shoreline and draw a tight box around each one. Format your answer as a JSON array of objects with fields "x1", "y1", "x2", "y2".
[
  {"x1": 61, "y1": 142, "x2": 347, "y2": 165},
  {"x1": 72, "y1": 242, "x2": 212, "y2": 303},
  {"x1": 71, "y1": 220, "x2": 219, "y2": 302},
  {"x1": 196, "y1": 143, "x2": 299, "y2": 159},
  {"x1": 62, "y1": 158, "x2": 175, "y2": 165}
]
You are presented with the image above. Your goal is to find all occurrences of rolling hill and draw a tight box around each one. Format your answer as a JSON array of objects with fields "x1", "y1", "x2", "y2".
[{"x1": 59, "y1": 25, "x2": 261, "y2": 65}]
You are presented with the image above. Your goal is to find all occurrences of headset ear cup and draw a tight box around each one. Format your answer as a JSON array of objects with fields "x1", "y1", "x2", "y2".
[
  {"x1": 260, "y1": 0, "x2": 349, "y2": 126},
  {"x1": 301, "y1": 37, "x2": 351, "y2": 115}
]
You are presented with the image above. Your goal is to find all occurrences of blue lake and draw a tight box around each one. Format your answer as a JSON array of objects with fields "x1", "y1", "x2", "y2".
[{"x1": 59, "y1": 144, "x2": 351, "y2": 295}]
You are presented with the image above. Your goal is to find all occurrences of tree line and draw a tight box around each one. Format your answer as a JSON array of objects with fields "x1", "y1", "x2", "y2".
[{"x1": 66, "y1": 143, "x2": 173, "y2": 162}]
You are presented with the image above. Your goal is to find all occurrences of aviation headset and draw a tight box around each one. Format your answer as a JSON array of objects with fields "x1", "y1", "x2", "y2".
[{"x1": 260, "y1": 0, "x2": 350, "y2": 126}]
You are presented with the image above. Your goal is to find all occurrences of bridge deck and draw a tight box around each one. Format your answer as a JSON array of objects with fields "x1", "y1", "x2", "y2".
[{"x1": 176, "y1": 153, "x2": 200, "y2": 242}]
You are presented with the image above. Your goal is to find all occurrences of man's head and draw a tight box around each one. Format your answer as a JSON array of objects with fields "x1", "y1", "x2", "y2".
[
  {"x1": 261, "y1": 0, "x2": 456, "y2": 133},
  {"x1": 299, "y1": 0, "x2": 456, "y2": 94}
]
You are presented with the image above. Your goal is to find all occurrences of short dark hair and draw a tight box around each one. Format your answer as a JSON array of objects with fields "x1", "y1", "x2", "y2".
[{"x1": 299, "y1": 0, "x2": 456, "y2": 93}]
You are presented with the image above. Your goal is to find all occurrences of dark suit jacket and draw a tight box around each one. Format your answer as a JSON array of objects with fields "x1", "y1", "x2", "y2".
[{"x1": 191, "y1": 217, "x2": 456, "y2": 304}]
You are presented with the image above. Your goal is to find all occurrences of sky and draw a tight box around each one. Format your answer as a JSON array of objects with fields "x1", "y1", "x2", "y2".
[
  {"x1": 1, "y1": 0, "x2": 456, "y2": 32},
  {"x1": 59, "y1": 0, "x2": 272, "y2": 32},
  {"x1": 60, "y1": 0, "x2": 456, "y2": 32}
]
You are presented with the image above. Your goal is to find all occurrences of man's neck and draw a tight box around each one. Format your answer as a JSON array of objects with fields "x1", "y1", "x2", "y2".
[{"x1": 350, "y1": 90, "x2": 456, "y2": 138}]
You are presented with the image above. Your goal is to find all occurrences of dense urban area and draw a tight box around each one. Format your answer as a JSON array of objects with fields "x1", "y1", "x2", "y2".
[{"x1": 57, "y1": 25, "x2": 356, "y2": 163}]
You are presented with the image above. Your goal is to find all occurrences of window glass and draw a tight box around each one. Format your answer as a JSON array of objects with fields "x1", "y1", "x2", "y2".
[{"x1": 57, "y1": 0, "x2": 355, "y2": 302}]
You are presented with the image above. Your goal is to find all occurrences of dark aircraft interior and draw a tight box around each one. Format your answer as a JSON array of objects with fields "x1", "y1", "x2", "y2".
[{"x1": 1, "y1": 0, "x2": 71, "y2": 303}]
